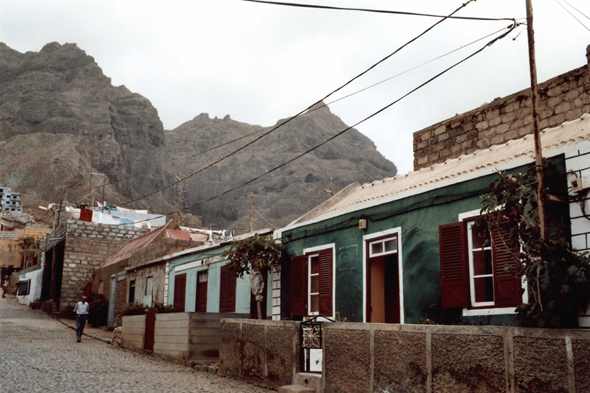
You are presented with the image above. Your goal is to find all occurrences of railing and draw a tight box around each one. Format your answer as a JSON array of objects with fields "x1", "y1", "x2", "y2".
[{"x1": 300, "y1": 314, "x2": 335, "y2": 373}]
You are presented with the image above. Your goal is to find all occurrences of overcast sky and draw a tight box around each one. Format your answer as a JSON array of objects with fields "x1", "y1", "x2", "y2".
[{"x1": 1, "y1": 0, "x2": 589, "y2": 175}]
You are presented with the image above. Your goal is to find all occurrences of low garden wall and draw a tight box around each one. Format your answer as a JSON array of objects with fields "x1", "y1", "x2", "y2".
[
  {"x1": 219, "y1": 319, "x2": 590, "y2": 393},
  {"x1": 121, "y1": 312, "x2": 249, "y2": 362},
  {"x1": 218, "y1": 319, "x2": 300, "y2": 390}
]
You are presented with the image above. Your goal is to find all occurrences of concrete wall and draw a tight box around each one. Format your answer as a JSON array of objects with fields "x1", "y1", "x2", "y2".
[
  {"x1": 219, "y1": 320, "x2": 590, "y2": 393},
  {"x1": 413, "y1": 61, "x2": 590, "y2": 170},
  {"x1": 17, "y1": 267, "x2": 43, "y2": 305},
  {"x1": 218, "y1": 318, "x2": 300, "y2": 390},
  {"x1": 121, "y1": 314, "x2": 146, "y2": 351},
  {"x1": 121, "y1": 312, "x2": 250, "y2": 362},
  {"x1": 322, "y1": 323, "x2": 590, "y2": 393}
]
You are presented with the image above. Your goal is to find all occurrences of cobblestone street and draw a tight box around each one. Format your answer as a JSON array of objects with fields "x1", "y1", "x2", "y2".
[{"x1": 0, "y1": 297, "x2": 271, "y2": 392}]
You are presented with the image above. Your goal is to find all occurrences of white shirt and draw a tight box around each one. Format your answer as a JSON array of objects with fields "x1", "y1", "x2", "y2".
[{"x1": 74, "y1": 301, "x2": 90, "y2": 315}]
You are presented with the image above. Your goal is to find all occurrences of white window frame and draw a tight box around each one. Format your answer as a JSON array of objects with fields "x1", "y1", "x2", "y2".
[
  {"x1": 303, "y1": 244, "x2": 335, "y2": 319},
  {"x1": 368, "y1": 236, "x2": 398, "y2": 258},
  {"x1": 458, "y1": 209, "x2": 528, "y2": 316},
  {"x1": 466, "y1": 220, "x2": 495, "y2": 308}
]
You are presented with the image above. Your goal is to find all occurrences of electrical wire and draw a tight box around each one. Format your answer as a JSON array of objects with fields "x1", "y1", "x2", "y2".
[
  {"x1": 131, "y1": 21, "x2": 519, "y2": 226},
  {"x1": 561, "y1": 0, "x2": 590, "y2": 21},
  {"x1": 115, "y1": 0, "x2": 480, "y2": 208},
  {"x1": 241, "y1": 0, "x2": 516, "y2": 22},
  {"x1": 553, "y1": 0, "x2": 590, "y2": 33}
]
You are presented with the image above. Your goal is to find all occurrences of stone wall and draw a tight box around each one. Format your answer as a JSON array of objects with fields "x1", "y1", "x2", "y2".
[
  {"x1": 218, "y1": 318, "x2": 299, "y2": 390},
  {"x1": 413, "y1": 57, "x2": 590, "y2": 170},
  {"x1": 218, "y1": 320, "x2": 590, "y2": 393},
  {"x1": 323, "y1": 323, "x2": 590, "y2": 393}
]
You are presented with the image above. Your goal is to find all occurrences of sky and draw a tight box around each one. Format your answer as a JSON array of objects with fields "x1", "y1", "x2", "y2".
[{"x1": 1, "y1": 0, "x2": 590, "y2": 175}]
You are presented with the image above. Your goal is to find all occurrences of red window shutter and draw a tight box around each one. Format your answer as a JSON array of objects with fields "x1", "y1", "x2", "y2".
[
  {"x1": 220, "y1": 266, "x2": 228, "y2": 312},
  {"x1": 227, "y1": 268, "x2": 236, "y2": 312},
  {"x1": 291, "y1": 255, "x2": 307, "y2": 317},
  {"x1": 174, "y1": 273, "x2": 187, "y2": 311},
  {"x1": 318, "y1": 249, "x2": 333, "y2": 317},
  {"x1": 439, "y1": 222, "x2": 469, "y2": 308},
  {"x1": 491, "y1": 224, "x2": 521, "y2": 307}
]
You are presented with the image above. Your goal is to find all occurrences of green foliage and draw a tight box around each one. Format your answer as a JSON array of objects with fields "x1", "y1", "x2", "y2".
[
  {"x1": 479, "y1": 167, "x2": 590, "y2": 328},
  {"x1": 153, "y1": 301, "x2": 179, "y2": 313},
  {"x1": 116, "y1": 302, "x2": 148, "y2": 316},
  {"x1": 221, "y1": 234, "x2": 283, "y2": 277},
  {"x1": 418, "y1": 318, "x2": 438, "y2": 325}
]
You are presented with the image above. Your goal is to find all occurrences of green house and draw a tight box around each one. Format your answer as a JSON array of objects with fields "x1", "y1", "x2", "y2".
[{"x1": 276, "y1": 115, "x2": 590, "y2": 326}]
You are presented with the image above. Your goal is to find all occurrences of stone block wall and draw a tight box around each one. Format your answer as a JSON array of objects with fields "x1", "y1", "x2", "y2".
[
  {"x1": 413, "y1": 61, "x2": 590, "y2": 170},
  {"x1": 121, "y1": 314, "x2": 146, "y2": 351},
  {"x1": 322, "y1": 323, "x2": 590, "y2": 393},
  {"x1": 218, "y1": 318, "x2": 299, "y2": 390},
  {"x1": 60, "y1": 237, "x2": 124, "y2": 310}
]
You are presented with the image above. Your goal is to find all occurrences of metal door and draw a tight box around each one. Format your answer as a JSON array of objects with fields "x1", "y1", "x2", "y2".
[{"x1": 144, "y1": 307, "x2": 156, "y2": 352}]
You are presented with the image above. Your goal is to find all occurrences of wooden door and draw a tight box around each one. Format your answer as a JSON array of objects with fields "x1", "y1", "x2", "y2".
[
  {"x1": 174, "y1": 273, "x2": 187, "y2": 312},
  {"x1": 108, "y1": 276, "x2": 117, "y2": 326},
  {"x1": 196, "y1": 271, "x2": 208, "y2": 312}
]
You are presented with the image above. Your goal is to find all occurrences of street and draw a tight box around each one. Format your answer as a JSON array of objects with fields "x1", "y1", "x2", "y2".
[{"x1": 0, "y1": 297, "x2": 270, "y2": 392}]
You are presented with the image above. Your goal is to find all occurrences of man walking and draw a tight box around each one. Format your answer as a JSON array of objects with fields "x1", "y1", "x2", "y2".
[{"x1": 73, "y1": 295, "x2": 89, "y2": 342}]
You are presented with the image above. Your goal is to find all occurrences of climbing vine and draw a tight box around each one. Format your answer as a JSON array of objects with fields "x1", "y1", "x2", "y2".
[{"x1": 479, "y1": 167, "x2": 590, "y2": 328}]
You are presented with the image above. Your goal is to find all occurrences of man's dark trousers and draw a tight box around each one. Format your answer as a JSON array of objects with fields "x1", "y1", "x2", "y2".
[{"x1": 76, "y1": 314, "x2": 87, "y2": 341}]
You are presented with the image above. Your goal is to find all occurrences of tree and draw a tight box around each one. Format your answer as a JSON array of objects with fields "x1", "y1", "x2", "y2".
[
  {"x1": 222, "y1": 234, "x2": 283, "y2": 319},
  {"x1": 479, "y1": 166, "x2": 590, "y2": 328}
]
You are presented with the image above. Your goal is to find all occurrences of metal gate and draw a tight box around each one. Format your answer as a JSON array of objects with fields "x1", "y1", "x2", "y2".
[
  {"x1": 300, "y1": 315, "x2": 335, "y2": 373},
  {"x1": 144, "y1": 307, "x2": 156, "y2": 352}
]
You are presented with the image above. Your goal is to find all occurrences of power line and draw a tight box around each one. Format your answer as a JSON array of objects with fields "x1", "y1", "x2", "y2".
[
  {"x1": 133, "y1": 22, "x2": 519, "y2": 226},
  {"x1": 561, "y1": 0, "x2": 590, "y2": 21},
  {"x1": 116, "y1": 0, "x2": 480, "y2": 208},
  {"x1": 241, "y1": 0, "x2": 516, "y2": 22},
  {"x1": 553, "y1": 0, "x2": 590, "y2": 33}
]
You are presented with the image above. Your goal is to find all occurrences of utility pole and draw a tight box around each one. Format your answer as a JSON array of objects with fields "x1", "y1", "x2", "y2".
[
  {"x1": 102, "y1": 176, "x2": 106, "y2": 213},
  {"x1": 89, "y1": 135, "x2": 95, "y2": 207},
  {"x1": 175, "y1": 175, "x2": 183, "y2": 223},
  {"x1": 526, "y1": 0, "x2": 546, "y2": 239},
  {"x1": 246, "y1": 192, "x2": 254, "y2": 232}
]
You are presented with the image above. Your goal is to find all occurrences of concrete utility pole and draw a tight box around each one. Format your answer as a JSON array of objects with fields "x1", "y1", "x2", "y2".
[
  {"x1": 526, "y1": 0, "x2": 546, "y2": 239},
  {"x1": 89, "y1": 135, "x2": 95, "y2": 207}
]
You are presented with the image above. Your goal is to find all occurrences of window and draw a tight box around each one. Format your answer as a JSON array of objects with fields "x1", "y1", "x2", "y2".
[
  {"x1": 439, "y1": 216, "x2": 521, "y2": 310},
  {"x1": 144, "y1": 276, "x2": 154, "y2": 307},
  {"x1": 369, "y1": 236, "x2": 398, "y2": 258},
  {"x1": 98, "y1": 280, "x2": 104, "y2": 295},
  {"x1": 291, "y1": 246, "x2": 334, "y2": 318},
  {"x1": 219, "y1": 265, "x2": 237, "y2": 313}
]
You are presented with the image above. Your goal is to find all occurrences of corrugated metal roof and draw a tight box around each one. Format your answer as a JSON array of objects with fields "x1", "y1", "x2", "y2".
[
  {"x1": 289, "y1": 114, "x2": 590, "y2": 227},
  {"x1": 101, "y1": 223, "x2": 172, "y2": 268}
]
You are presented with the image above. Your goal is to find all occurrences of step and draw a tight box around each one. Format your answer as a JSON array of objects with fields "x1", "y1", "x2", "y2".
[
  {"x1": 293, "y1": 372, "x2": 322, "y2": 393},
  {"x1": 278, "y1": 385, "x2": 315, "y2": 393}
]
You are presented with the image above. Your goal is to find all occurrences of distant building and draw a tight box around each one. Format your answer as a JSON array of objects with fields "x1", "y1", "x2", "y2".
[{"x1": 0, "y1": 187, "x2": 22, "y2": 214}]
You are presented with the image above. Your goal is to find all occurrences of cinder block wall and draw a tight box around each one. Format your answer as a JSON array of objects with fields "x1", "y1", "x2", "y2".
[
  {"x1": 121, "y1": 314, "x2": 146, "y2": 351},
  {"x1": 413, "y1": 54, "x2": 590, "y2": 170},
  {"x1": 323, "y1": 323, "x2": 590, "y2": 393},
  {"x1": 56, "y1": 220, "x2": 150, "y2": 310},
  {"x1": 218, "y1": 319, "x2": 300, "y2": 390}
]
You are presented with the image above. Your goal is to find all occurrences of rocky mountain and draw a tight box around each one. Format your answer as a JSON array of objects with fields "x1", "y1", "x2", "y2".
[{"x1": 0, "y1": 42, "x2": 397, "y2": 231}]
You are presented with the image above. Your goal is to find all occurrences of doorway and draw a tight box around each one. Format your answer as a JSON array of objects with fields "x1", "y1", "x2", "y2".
[{"x1": 366, "y1": 236, "x2": 400, "y2": 324}]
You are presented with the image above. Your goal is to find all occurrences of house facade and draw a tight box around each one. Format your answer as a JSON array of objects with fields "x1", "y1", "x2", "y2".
[
  {"x1": 166, "y1": 229, "x2": 279, "y2": 319},
  {"x1": 276, "y1": 115, "x2": 590, "y2": 326}
]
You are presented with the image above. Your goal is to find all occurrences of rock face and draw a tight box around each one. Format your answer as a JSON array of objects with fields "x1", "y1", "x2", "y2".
[
  {"x1": 0, "y1": 42, "x2": 397, "y2": 231},
  {"x1": 0, "y1": 42, "x2": 172, "y2": 211},
  {"x1": 164, "y1": 104, "x2": 397, "y2": 231}
]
